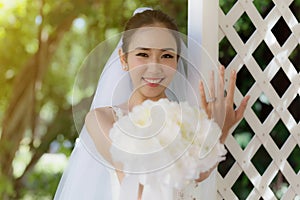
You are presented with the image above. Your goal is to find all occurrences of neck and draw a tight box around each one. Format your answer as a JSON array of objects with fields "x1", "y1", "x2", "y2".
[{"x1": 127, "y1": 92, "x2": 167, "y2": 111}]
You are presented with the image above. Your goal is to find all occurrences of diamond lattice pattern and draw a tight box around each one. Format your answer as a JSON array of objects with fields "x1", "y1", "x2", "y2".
[{"x1": 217, "y1": 0, "x2": 300, "y2": 199}]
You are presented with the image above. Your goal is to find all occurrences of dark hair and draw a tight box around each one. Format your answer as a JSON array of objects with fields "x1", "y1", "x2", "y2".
[{"x1": 122, "y1": 10, "x2": 181, "y2": 55}]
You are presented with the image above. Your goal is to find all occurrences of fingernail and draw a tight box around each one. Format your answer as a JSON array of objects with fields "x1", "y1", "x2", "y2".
[
  {"x1": 246, "y1": 95, "x2": 250, "y2": 102},
  {"x1": 199, "y1": 81, "x2": 203, "y2": 88},
  {"x1": 232, "y1": 70, "x2": 237, "y2": 78}
]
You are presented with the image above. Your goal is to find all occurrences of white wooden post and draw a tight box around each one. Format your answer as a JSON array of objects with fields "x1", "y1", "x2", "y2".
[
  {"x1": 188, "y1": 0, "x2": 218, "y2": 61},
  {"x1": 187, "y1": 0, "x2": 219, "y2": 199}
]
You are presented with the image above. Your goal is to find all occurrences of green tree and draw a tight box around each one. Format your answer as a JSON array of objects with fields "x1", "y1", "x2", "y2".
[{"x1": 0, "y1": 0, "x2": 187, "y2": 199}]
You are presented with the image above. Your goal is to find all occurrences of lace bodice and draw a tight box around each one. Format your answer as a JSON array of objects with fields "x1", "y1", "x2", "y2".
[{"x1": 112, "y1": 106, "x2": 124, "y2": 120}]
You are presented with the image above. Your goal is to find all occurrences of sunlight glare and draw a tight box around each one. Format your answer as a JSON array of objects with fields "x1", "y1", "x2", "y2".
[{"x1": 72, "y1": 17, "x2": 86, "y2": 33}]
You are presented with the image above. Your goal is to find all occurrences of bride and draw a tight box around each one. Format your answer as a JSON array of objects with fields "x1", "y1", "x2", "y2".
[{"x1": 54, "y1": 8, "x2": 250, "y2": 200}]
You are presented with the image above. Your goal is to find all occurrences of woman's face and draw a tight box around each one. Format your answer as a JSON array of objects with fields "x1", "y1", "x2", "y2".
[{"x1": 120, "y1": 26, "x2": 178, "y2": 100}]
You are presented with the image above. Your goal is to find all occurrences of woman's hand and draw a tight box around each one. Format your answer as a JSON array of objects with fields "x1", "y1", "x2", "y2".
[
  {"x1": 199, "y1": 65, "x2": 250, "y2": 144},
  {"x1": 195, "y1": 66, "x2": 250, "y2": 183},
  {"x1": 195, "y1": 163, "x2": 218, "y2": 182}
]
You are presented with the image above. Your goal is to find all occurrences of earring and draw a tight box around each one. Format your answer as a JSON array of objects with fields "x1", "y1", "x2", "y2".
[{"x1": 122, "y1": 65, "x2": 129, "y2": 71}]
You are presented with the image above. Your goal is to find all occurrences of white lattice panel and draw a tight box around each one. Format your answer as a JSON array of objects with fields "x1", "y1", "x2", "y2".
[{"x1": 217, "y1": 0, "x2": 300, "y2": 199}]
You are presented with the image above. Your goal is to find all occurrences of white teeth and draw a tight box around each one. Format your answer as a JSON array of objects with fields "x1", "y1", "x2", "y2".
[{"x1": 144, "y1": 78, "x2": 162, "y2": 84}]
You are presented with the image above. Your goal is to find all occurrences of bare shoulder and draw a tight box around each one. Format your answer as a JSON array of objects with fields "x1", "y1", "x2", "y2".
[{"x1": 85, "y1": 107, "x2": 115, "y2": 136}]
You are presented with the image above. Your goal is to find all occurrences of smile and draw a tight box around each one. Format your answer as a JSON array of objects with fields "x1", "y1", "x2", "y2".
[{"x1": 142, "y1": 77, "x2": 164, "y2": 87}]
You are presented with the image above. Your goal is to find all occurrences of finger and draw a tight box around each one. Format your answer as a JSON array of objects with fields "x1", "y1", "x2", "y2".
[
  {"x1": 218, "y1": 65, "x2": 225, "y2": 99},
  {"x1": 209, "y1": 70, "x2": 215, "y2": 98},
  {"x1": 235, "y1": 95, "x2": 250, "y2": 121},
  {"x1": 199, "y1": 81, "x2": 208, "y2": 110},
  {"x1": 226, "y1": 69, "x2": 236, "y2": 106}
]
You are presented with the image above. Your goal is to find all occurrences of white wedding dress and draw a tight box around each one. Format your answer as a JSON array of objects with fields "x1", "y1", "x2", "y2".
[
  {"x1": 55, "y1": 107, "x2": 215, "y2": 200},
  {"x1": 55, "y1": 7, "x2": 219, "y2": 200},
  {"x1": 55, "y1": 132, "x2": 188, "y2": 200}
]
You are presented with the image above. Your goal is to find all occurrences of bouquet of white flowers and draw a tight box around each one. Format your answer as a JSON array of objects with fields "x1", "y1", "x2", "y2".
[{"x1": 109, "y1": 98, "x2": 226, "y2": 191}]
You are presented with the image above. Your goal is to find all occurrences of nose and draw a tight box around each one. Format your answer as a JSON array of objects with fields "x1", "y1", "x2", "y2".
[
  {"x1": 146, "y1": 60, "x2": 163, "y2": 74},
  {"x1": 146, "y1": 52, "x2": 163, "y2": 71}
]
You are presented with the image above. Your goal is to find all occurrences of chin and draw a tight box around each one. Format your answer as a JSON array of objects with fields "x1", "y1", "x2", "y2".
[{"x1": 141, "y1": 89, "x2": 166, "y2": 100}]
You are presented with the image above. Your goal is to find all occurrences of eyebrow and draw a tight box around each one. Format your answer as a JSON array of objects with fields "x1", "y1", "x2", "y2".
[{"x1": 135, "y1": 47, "x2": 176, "y2": 52}]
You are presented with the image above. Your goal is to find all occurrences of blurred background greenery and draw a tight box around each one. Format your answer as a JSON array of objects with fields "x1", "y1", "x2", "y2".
[{"x1": 0, "y1": 0, "x2": 299, "y2": 199}]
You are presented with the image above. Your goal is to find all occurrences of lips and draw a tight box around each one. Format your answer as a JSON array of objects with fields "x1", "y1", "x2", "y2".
[{"x1": 142, "y1": 77, "x2": 164, "y2": 87}]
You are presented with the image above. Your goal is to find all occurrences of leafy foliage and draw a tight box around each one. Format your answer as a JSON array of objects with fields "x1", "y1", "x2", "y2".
[{"x1": 0, "y1": 0, "x2": 187, "y2": 199}]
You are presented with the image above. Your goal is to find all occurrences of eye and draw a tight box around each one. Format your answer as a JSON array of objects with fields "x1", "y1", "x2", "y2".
[
  {"x1": 136, "y1": 53, "x2": 148, "y2": 57},
  {"x1": 162, "y1": 54, "x2": 174, "y2": 59}
]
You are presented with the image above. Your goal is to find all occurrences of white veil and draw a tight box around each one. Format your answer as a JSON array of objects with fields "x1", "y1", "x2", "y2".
[{"x1": 54, "y1": 7, "x2": 220, "y2": 200}]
